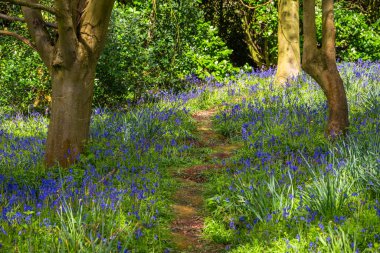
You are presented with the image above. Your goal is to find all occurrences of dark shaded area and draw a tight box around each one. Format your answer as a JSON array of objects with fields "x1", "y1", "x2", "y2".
[{"x1": 201, "y1": 0, "x2": 254, "y2": 67}]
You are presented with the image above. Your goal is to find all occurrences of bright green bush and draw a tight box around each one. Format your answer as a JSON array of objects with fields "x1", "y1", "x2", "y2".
[
  {"x1": 0, "y1": 37, "x2": 50, "y2": 113},
  {"x1": 316, "y1": 3, "x2": 380, "y2": 61},
  {"x1": 95, "y1": 1, "x2": 237, "y2": 106}
]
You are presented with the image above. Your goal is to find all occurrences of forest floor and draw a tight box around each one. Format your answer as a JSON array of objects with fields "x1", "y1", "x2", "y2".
[{"x1": 169, "y1": 108, "x2": 242, "y2": 252}]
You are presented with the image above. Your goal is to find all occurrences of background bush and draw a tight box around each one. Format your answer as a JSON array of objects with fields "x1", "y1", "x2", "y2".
[
  {"x1": 315, "y1": 1, "x2": 380, "y2": 61},
  {"x1": 1, "y1": 1, "x2": 236, "y2": 111},
  {"x1": 95, "y1": 0, "x2": 237, "y2": 106},
  {"x1": 0, "y1": 36, "x2": 51, "y2": 113}
]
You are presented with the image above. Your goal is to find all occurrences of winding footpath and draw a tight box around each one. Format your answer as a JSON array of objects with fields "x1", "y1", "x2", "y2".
[{"x1": 169, "y1": 109, "x2": 242, "y2": 252}]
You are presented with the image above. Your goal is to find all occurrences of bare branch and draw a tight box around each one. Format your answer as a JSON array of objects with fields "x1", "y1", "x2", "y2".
[
  {"x1": 0, "y1": 29, "x2": 36, "y2": 50},
  {"x1": 0, "y1": 0, "x2": 59, "y2": 16},
  {"x1": 0, "y1": 13, "x2": 57, "y2": 28},
  {"x1": 0, "y1": 13, "x2": 24, "y2": 22}
]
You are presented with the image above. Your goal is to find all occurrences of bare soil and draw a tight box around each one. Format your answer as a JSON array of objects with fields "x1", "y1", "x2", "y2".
[{"x1": 169, "y1": 108, "x2": 242, "y2": 252}]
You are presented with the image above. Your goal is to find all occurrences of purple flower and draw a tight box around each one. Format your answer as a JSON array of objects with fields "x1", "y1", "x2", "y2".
[
  {"x1": 135, "y1": 228, "x2": 143, "y2": 239},
  {"x1": 229, "y1": 219, "x2": 236, "y2": 230}
]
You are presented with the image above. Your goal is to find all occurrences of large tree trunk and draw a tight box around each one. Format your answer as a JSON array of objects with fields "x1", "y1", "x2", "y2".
[
  {"x1": 1, "y1": 0, "x2": 115, "y2": 168},
  {"x1": 275, "y1": 0, "x2": 301, "y2": 85},
  {"x1": 45, "y1": 57, "x2": 96, "y2": 167},
  {"x1": 302, "y1": 0, "x2": 349, "y2": 137}
]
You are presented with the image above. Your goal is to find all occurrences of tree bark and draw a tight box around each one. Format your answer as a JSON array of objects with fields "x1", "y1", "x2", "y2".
[
  {"x1": 274, "y1": 0, "x2": 301, "y2": 85},
  {"x1": 302, "y1": 0, "x2": 349, "y2": 137},
  {"x1": 45, "y1": 53, "x2": 96, "y2": 167},
  {"x1": 19, "y1": 0, "x2": 115, "y2": 167}
]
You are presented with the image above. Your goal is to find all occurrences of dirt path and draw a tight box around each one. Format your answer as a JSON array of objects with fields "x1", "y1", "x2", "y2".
[{"x1": 170, "y1": 109, "x2": 242, "y2": 253}]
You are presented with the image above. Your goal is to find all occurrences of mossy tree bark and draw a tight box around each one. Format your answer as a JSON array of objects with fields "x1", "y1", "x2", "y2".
[
  {"x1": 274, "y1": 0, "x2": 301, "y2": 85},
  {"x1": 1, "y1": 0, "x2": 115, "y2": 167},
  {"x1": 302, "y1": 0, "x2": 349, "y2": 137}
]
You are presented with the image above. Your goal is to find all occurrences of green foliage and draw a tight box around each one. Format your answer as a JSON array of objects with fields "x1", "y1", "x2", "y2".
[
  {"x1": 0, "y1": 1, "x2": 236, "y2": 112},
  {"x1": 184, "y1": 22, "x2": 236, "y2": 79},
  {"x1": 203, "y1": 0, "x2": 379, "y2": 67},
  {"x1": 315, "y1": 3, "x2": 380, "y2": 61},
  {"x1": 96, "y1": 1, "x2": 236, "y2": 106},
  {"x1": 302, "y1": 164, "x2": 353, "y2": 219},
  {"x1": 0, "y1": 37, "x2": 50, "y2": 113},
  {"x1": 201, "y1": 0, "x2": 278, "y2": 67}
]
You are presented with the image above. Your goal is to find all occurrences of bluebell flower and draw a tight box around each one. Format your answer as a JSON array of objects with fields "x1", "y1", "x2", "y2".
[
  {"x1": 0, "y1": 226, "x2": 7, "y2": 235},
  {"x1": 229, "y1": 219, "x2": 236, "y2": 230},
  {"x1": 135, "y1": 228, "x2": 143, "y2": 239},
  {"x1": 43, "y1": 218, "x2": 51, "y2": 227}
]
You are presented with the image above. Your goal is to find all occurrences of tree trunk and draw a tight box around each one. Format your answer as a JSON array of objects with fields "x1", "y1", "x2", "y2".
[
  {"x1": 241, "y1": 14, "x2": 264, "y2": 67},
  {"x1": 275, "y1": 0, "x2": 301, "y2": 85},
  {"x1": 2, "y1": 0, "x2": 115, "y2": 168},
  {"x1": 45, "y1": 58, "x2": 96, "y2": 167},
  {"x1": 302, "y1": 0, "x2": 349, "y2": 137}
]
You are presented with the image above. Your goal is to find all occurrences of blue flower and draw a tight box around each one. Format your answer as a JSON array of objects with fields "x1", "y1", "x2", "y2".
[
  {"x1": 229, "y1": 219, "x2": 236, "y2": 230},
  {"x1": 135, "y1": 228, "x2": 143, "y2": 239}
]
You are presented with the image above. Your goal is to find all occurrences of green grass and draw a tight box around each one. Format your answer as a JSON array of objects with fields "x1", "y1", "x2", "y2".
[{"x1": 201, "y1": 61, "x2": 380, "y2": 252}]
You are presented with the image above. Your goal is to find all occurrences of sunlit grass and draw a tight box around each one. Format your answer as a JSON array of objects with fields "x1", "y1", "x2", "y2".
[{"x1": 203, "y1": 61, "x2": 380, "y2": 252}]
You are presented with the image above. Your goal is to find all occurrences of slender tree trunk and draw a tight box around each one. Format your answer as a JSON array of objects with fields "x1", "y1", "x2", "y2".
[
  {"x1": 275, "y1": 0, "x2": 301, "y2": 85},
  {"x1": 45, "y1": 56, "x2": 96, "y2": 167},
  {"x1": 302, "y1": 0, "x2": 349, "y2": 137},
  {"x1": 241, "y1": 15, "x2": 264, "y2": 67}
]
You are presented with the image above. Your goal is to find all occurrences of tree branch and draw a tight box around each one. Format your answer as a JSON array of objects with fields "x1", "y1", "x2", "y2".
[
  {"x1": 302, "y1": 0, "x2": 318, "y2": 59},
  {"x1": 0, "y1": 29, "x2": 36, "y2": 50},
  {"x1": 321, "y1": 0, "x2": 336, "y2": 61},
  {"x1": 0, "y1": 13, "x2": 57, "y2": 28},
  {"x1": 0, "y1": 0, "x2": 59, "y2": 16},
  {"x1": 0, "y1": 13, "x2": 24, "y2": 22},
  {"x1": 22, "y1": 1, "x2": 54, "y2": 68},
  {"x1": 53, "y1": 0, "x2": 79, "y2": 67},
  {"x1": 80, "y1": 0, "x2": 116, "y2": 58}
]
